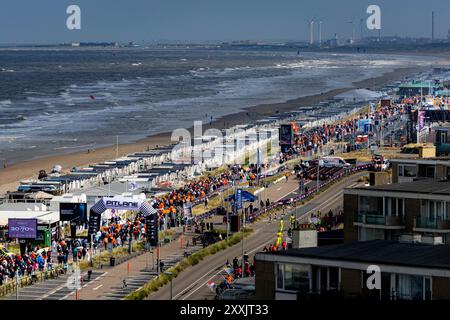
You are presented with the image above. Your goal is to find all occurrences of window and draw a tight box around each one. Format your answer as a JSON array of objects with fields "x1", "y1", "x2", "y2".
[
  {"x1": 422, "y1": 200, "x2": 445, "y2": 221},
  {"x1": 277, "y1": 264, "x2": 284, "y2": 289},
  {"x1": 438, "y1": 131, "x2": 449, "y2": 144},
  {"x1": 395, "y1": 274, "x2": 430, "y2": 301},
  {"x1": 424, "y1": 277, "x2": 432, "y2": 300},
  {"x1": 384, "y1": 197, "x2": 405, "y2": 219},
  {"x1": 425, "y1": 166, "x2": 435, "y2": 178},
  {"x1": 399, "y1": 165, "x2": 416, "y2": 177},
  {"x1": 445, "y1": 202, "x2": 450, "y2": 220},
  {"x1": 276, "y1": 263, "x2": 310, "y2": 292},
  {"x1": 359, "y1": 196, "x2": 383, "y2": 216},
  {"x1": 398, "y1": 199, "x2": 404, "y2": 218},
  {"x1": 329, "y1": 267, "x2": 339, "y2": 291}
]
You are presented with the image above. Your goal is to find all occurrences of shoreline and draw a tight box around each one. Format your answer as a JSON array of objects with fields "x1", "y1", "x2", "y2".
[{"x1": 0, "y1": 65, "x2": 430, "y2": 195}]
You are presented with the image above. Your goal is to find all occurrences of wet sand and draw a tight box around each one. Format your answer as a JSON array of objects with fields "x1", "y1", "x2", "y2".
[{"x1": 0, "y1": 65, "x2": 428, "y2": 195}]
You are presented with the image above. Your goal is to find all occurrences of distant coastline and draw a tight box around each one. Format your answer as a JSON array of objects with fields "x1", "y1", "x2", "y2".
[{"x1": 0, "y1": 62, "x2": 433, "y2": 195}]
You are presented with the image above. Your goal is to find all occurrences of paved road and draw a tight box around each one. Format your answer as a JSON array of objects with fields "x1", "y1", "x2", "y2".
[
  {"x1": 150, "y1": 172, "x2": 364, "y2": 300},
  {"x1": 2, "y1": 167, "x2": 363, "y2": 300}
]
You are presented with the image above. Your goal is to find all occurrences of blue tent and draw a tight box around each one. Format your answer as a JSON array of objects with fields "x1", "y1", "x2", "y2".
[{"x1": 225, "y1": 190, "x2": 257, "y2": 202}]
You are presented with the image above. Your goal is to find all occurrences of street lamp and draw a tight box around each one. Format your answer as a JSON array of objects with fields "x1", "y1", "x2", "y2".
[{"x1": 164, "y1": 271, "x2": 173, "y2": 300}]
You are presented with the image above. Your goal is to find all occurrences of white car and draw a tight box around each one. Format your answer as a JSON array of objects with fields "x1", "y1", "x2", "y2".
[{"x1": 319, "y1": 157, "x2": 351, "y2": 168}]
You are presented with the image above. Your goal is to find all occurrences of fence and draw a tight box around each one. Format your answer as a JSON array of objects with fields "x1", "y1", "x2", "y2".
[
  {"x1": 247, "y1": 163, "x2": 373, "y2": 223},
  {"x1": 0, "y1": 265, "x2": 66, "y2": 298}
]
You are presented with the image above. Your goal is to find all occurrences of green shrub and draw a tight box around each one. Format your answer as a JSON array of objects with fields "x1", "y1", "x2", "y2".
[{"x1": 124, "y1": 228, "x2": 253, "y2": 300}]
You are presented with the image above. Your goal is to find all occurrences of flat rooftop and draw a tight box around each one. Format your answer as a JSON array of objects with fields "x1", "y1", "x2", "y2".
[
  {"x1": 391, "y1": 156, "x2": 450, "y2": 164},
  {"x1": 261, "y1": 240, "x2": 450, "y2": 270},
  {"x1": 350, "y1": 179, "x2": 450, "y2": 196}
]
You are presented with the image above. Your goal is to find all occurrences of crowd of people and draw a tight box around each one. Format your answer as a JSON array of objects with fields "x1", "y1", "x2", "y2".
[
  {"x1": 0, "y1": 98, "x2": 410, "y2": 290},
  {"x1": 281, "y1": 101, "x2": 408, "y2": 161},
  {"x1": 308, "y1": 209, "x2": 344, "y2": 231},
  {"x1": 214, "y1": 254, "x2": 256, "y2": 298},
  {"x1": 0, "y1": 245, "x2": 53, "y2": 286}
]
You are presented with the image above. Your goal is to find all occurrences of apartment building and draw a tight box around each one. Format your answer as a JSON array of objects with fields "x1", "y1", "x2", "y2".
[
  {"x1": 255, "y1": 239, "x2": 450, "y2": 301},
  {"x1": 343, "y1": 179, "x2": 450, "y2": 244},
  {"x1": 391, "y1": 157, "x2": 450, "y2": 183}
]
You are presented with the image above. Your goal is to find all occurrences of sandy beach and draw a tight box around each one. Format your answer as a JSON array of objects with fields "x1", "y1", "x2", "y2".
[{"x1": 0, "y1": 65, "x2": 429, "y2": 195}]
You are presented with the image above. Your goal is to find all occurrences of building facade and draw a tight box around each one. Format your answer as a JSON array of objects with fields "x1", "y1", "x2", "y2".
[
  {"x1": 255, "y1": 240, "x2": 450, "y2": 301},
  {"x1": 391, "y1": 157, "x2": 450, "y2": 184},
  {"x1": 343, "y1": 179, "x2": 450, "y2": 244}
]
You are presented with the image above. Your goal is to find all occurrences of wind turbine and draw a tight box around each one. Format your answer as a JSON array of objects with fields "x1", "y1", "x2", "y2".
[
  {"x1": 318, "y1": 20, "x2": 323, "y2": 46},
  {"x1": 315, "y1": 17, "x2": 325, "y2": 46},
  {"x1": 307, "y1": 19, "x2": 315, "y2": 45},
  {"x1": 348, "y1": 20, "x2": 355, "y2": 44},
  {"x1": 359, "y1": 18, "x2": 364, "y2": 41}
]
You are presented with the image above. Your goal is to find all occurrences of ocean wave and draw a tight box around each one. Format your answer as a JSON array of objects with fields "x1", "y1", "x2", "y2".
[
  {"x1": 0, "y1": 100, "x2": 12, "y2": 107},
  {"x1": 53, "y1": 143, "x2": 95, "y2": 151}
]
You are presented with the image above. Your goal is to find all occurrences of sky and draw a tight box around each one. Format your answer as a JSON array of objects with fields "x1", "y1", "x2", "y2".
[{"x1": 0, "y1": 0, "x2": 449, "y2": 44}]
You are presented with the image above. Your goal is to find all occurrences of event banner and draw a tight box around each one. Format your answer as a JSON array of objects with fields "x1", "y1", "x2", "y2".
[
  {"x1": 357, "y1": 119, "x2": 373, "y2": 133},
  {"x1": 102, "y1": 196, "x2": 142, "y2": 211},
  {"x1": 145, "y1": 214, "x2": 158, "y2": 246},
  {"x1": 8, "y1": 218, "x2": 37, "y2": 239},
  {"x1": 60, "y1": 203, "x2": 88, "y2": 222},
  {"x1": 236, "y1": 188, "x2": 243, "y2": 209},
  {"x1": 88, "y1": 210, "x2": 101, "y2": 236},
  {"x1": 279, "y1": 124, "x2": 294, "y2": 146},
  {"x1": 418, "y1": 110, "x2": 425, "y2": 132}
]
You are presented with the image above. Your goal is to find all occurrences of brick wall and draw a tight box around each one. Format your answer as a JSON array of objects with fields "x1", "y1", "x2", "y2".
[
  {"x1": 343, "y1": 194, "x2": 358, "y2": 243},
  {"x1": 392, "y1": 163, "x2": 399, "y2": 183},
  {"x1": 255, "y1": 258, "x2": 275, "y2": 300},
  {"x1": 404, "y1": 198, "x2": 421, "y2": 232},
  {"x1": 340, "y1": 268, "x2": 361, "y2": 298},
  {"x1": 432, "y1": 276, "x2": 450, "y2": 300}
]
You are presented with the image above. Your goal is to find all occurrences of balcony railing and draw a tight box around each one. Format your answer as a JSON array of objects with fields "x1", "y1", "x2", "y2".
[
  {"x1": 356, "y1": 214, "x2": 403, "y2": 226},
  {"x1": 415, "y1": 217, "x2": 450, "y2": 230}
]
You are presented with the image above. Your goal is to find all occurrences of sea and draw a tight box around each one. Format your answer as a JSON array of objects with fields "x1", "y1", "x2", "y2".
[{"x1": 0, "y1": 46, "x2": 438, "y2": 165}]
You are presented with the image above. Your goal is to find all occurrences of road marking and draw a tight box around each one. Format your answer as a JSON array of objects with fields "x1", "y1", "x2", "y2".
[
  {"x1": 38, "y1": 271, "x2": 108, "y2": 300},
  {"x1": 276, "y1": 185, "x2": 303, "y2": 202},
  {"x1": 180, "y1": 178, "x2": 361, "y2": 300},
  {"x1": 164, "y1": 175, "x2": 361, "y2": 300},
  {"x1": 181, "y1": 242, "x2": 267, "y2": 300},
  {"x1": 93, "y1": 284, "x2": 103, "y2": 291},
  {"x1": 173, "y1": 266, "x2": 222, "y2": 300},
  {"x1": 276, "y1": 187, "x2": 282, "y2": 191}
]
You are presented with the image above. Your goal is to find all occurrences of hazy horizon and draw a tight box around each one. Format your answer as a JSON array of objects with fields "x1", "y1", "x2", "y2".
[{"x1": 0, "y1": 0, "x2": 449, "y2": 45}]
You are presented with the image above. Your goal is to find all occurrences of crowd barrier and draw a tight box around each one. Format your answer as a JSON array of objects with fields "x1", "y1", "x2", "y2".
[{"x1": 0, "y1": 265, "x2": 66, "y2": 298}]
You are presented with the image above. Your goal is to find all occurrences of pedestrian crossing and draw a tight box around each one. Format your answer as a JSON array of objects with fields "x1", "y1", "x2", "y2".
[{"x1": 1, "y1": 270, "x2": 105, "y2": 300}]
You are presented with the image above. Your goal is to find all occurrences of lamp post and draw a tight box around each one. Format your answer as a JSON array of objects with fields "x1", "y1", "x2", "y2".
[
  {"x1": 316, "y1": 159, "x2": 320, "y2": 193},
  {"x1": 164, "y1": 271, "x2": 173, "y2": 300}
]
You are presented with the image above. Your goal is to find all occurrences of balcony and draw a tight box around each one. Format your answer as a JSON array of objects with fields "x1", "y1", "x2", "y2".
[
  {"x1": 414, "y1": 217, "x2": 450, "y2": 231},
  {"x1": 355, "y1": 214, "x2": 404, "y2": 228}
]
